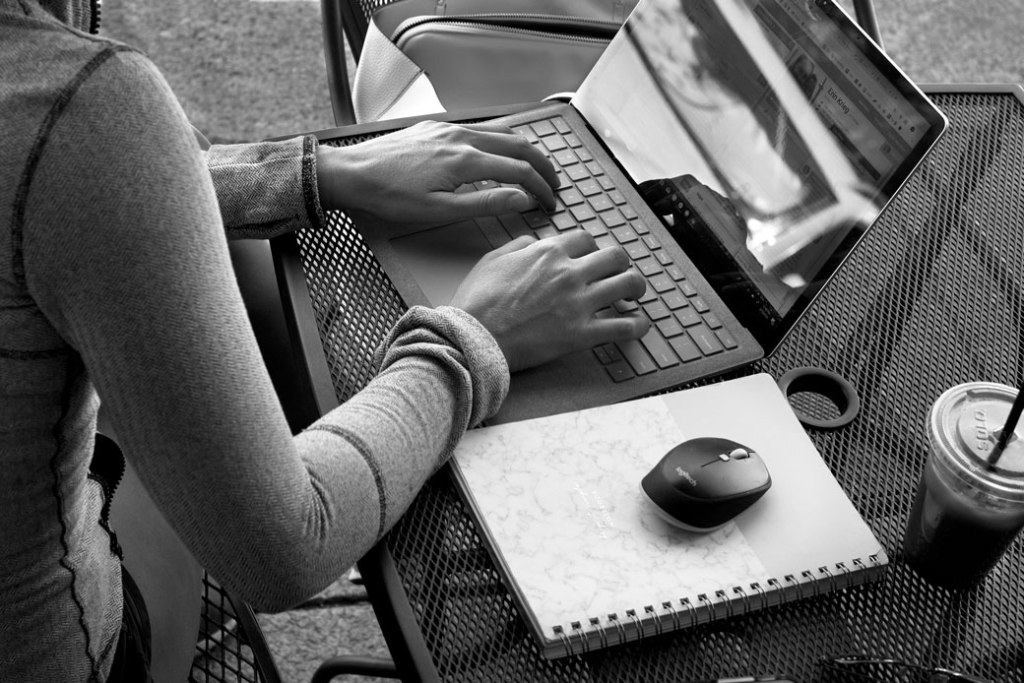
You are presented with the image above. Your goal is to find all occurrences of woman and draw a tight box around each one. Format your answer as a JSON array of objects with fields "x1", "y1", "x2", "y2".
[{"x1": 0, "y1": 0, "x2": 648, "y2": 680}]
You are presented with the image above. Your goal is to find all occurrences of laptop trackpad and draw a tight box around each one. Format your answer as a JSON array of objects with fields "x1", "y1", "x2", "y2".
[{"x1": 389, "y1": 221, "x2": 496, "y2": 306}]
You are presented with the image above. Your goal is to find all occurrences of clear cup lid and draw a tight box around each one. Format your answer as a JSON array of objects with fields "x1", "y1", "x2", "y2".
[{"x1": 931, "y1": 382, "x2": 1024, "y2": 501}]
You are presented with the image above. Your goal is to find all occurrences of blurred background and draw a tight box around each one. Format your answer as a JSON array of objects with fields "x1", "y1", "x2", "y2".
[
  {"x1": 102, "y1": 0, "x2": 1024, "y2": 144},
  {"x1": 97, "y1": 1, "x2": 1023, "y2": 681}
]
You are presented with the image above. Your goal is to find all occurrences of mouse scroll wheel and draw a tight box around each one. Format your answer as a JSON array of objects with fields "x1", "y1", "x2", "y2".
[{"x1": 728, "y1": 448, "x2": 751, "y2": 460}]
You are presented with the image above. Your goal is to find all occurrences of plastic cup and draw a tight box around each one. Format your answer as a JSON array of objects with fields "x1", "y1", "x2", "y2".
[{"x1": 903, "y1": 382, "x2": 1024, "y2": 589}]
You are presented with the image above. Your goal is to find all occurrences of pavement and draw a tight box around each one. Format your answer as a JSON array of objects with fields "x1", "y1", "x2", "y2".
[{"x1": 97, "y1": 1, "x2": 1023, "y2": 682}]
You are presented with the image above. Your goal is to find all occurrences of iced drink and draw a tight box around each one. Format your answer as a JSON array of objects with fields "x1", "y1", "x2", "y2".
[{"x1": 903, "y1": 382, "x2": 1024, "y2": 588}]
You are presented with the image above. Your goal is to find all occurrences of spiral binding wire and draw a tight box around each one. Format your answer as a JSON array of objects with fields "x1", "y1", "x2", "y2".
[{"x1": 550, "y1": 557, "x2": 884, "y2": 657}]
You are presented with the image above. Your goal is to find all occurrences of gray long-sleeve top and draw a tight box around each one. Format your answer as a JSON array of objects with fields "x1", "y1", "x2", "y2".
[{"x1": 0, "y1": 2, "x2": 509, "y2": 680}]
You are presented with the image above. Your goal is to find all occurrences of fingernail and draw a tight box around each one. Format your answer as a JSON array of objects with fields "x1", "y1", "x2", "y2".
[{"x1": 510, "y1": 192, "x2": 536, "y2": 212}]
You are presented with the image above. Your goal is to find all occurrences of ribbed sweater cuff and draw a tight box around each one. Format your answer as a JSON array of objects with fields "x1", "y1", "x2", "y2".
[{"x1": 375, "y1": 306, "x2": 510, "y2": 427}]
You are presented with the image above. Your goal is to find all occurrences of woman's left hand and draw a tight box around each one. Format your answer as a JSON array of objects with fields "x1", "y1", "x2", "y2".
[{"x1": 315, "y1": 120, "x2": 559, "y2": 225}]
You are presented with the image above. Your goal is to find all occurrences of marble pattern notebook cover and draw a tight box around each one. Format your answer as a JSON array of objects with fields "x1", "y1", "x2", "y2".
[{"x1": 450, "y1": 373, "x2": 888, "y2": 659}]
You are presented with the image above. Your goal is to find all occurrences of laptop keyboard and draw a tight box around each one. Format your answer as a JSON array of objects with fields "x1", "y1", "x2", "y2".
[{"x1": 459, "y1": 114, "x2": 739, "y2": 383}]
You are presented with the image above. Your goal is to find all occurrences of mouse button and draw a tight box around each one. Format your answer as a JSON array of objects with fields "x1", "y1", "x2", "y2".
[{"x1": 706, "y1": 458, "x2": 771, "y2": 496}]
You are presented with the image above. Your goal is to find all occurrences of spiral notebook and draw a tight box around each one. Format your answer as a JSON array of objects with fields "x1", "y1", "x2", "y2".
[{"x1": 450, "y1": 373, "x2": 888, "y2": 659}]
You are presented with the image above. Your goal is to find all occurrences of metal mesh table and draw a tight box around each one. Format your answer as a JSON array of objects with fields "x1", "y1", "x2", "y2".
[{"x1": 287, "y1": 86, "x2": 1024, "y2": 682}]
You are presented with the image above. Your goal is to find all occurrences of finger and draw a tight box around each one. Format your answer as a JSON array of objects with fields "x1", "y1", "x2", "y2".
[
  {"x1": 441, "y1": 187, "x2": 539, "y2": 218},
  {"x1": 446, "y1": 150, "x2": 555, "y2": 211},
  {"x1": 547, "y1": 229, "x2": 599, "y2": 259},
  {"x1": 452, "y1": 126, "x2": 559, "y2": 192},
  {"x1": 586, "y1": 312, "x2": 651, "y2": 347},
  {"x1": 457, "y1": 151, "x2": 557, "y2": 210},
  {"x1": 573, "y1": 245, "x2": 631, "y2": 283},
  {"x1": 585, "y1": 268, "x2": 648, "y2": 308}
]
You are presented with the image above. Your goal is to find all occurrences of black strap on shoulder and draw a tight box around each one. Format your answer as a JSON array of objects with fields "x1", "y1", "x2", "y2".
[{"x1": 90, "y1": 432, "x2": 127, "y2": 558}]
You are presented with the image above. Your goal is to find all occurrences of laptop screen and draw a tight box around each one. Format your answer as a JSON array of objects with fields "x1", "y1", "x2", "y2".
[{"x1": 573, "y1": 0, "x2": 946, "y2": 350}]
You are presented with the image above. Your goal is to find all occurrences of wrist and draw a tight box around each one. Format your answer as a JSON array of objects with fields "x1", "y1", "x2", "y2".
[{"x1": 316, "y1": 144, "x2": 369, "y2": 213}]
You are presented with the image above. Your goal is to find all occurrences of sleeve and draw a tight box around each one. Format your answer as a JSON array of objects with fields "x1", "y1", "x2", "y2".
[
  {"x1": 203, "y1": 134, "x2": 328, "y2": 239},
  {"x1": 22, "y1": 48, "x2": 509, "y2": 611}
]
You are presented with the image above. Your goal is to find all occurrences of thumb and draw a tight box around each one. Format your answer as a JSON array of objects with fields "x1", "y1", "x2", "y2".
[{"x1": 450, "y1": 187, "x2": 538, "y2": 218}]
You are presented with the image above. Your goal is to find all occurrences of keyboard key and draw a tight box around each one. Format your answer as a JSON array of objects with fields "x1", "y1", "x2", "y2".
[
  {"x1": 662, "y1": 290, "x2": 689, "y2": 310},
  {"x1": 642, "y1": 236, "x2": 662, "y2": 250},
  {"x1": 558, "y1": 188, "x2": 585, "y2": 206},
  {"x1": 583, "y1": 220, "x2": 607, "y2": 237},
  {"x1": 570, "y1": 204, "x2": 597, "y2": 222},
  {"x1": 716, "y1": 328, "x2": 739, "y2": 349},
  {"x1": 676, "y1": 307, "x2": 702, "y2": 327},
  {"x1": 689, "y1": 326, "x2": 724, "y2": 355},
  {"x1": 601, "y1": 210, "x2": 626, "y2": 229},
  {"x1": 641, "y1": 300, "x2": 671, "y2": 321},
  {"x1": 564, "y1": 134, "x2": 583, "y2": 148},
  {"x1": 552, "y1": 212, "x2": 578, "y2": 231},
  {"x1": 641, "y1": 330, "x2": 680, "y2": 369},
  {"x1": 613, "y1": 299, "x2": 639, "y2": 313},
  {"x1": 523, "y1": 211, "x2": 551, "y2": 229},
  {"x1": 666, "y1": 264, "x2": 686, "y2": 280},
  {"x1": 625, "y1": 242, "x2": 651, "y2": 262},
  {"x1": 649, "y1": 273, "x2": 676, "y2": 293},
  {"x1": 621, "y1": 204, "x2": 639, "y2": 220},
  {"x1": 609, "y1": 190, "x2": 627, "y2": 205},
  {"x1": 474, "y1": 179, "x2": 499, "y2": 190},
  {"x1": 542, "y1": 136, "x2": 568, "y2": 152},
  {"x1": 669, "y1": 335, "x2": 702, "y2": 362},
  {"x1": 655, "y1": 250, "x2": 674, "y2": 266},
  {"x1": 691, "y1": 296, "x2": 710, "y2": 313},
  {"x1": 593, "y1": 344, "x2": 618, "y2": 365},
  {"x1": 611, "y1": 226, "x2": 638, "y2": 244},
  {"x1": 632, "y1": 220, "x2": 650, "y2": 235},
  {"x1": 535, "y1": 225, "x2": 558, "y2": 239},
  {"x1": 530, "y1": 120, "x2": 557, "y2": 137},
  {"x1": 512, "y1": 125, "x2": 538, "y2": 142},
  {"x1": 577, "y1": 178, "x2": 602, "y2": 196},
  {"x1": 595, "y1": 234, "x2": 617, "y2": 250},
  {"x1": 636, "y1": 258, "x2": 662, "y2": 279},
  {"x1": 703, "y1": 313, "x2": 723, "y2": 329},
  {"x1": 553, "y1": 117, "x2": 571, "y2": 134},
  {"x1": 655, "y1": 317, "x2": 685, "y2": 338},
  {"x1": 680, "y1": 281, "x2": 698, "y2": 296},
  {"x1": 585, "y1": 161, "x2": 604, "y2": 176},
  {"x1": 555, "y1": 172, "x2": 572, "y2": 190},
  {"x1": 588, "y1": 194, "x2": 615, "y2": 213},
  {"x1": 639, "y1": 283, "x2": 658, "y2": 303},
  {"x1": 575, "y1": 146, "x2": 593, "y2": 162},
  {"x1": 598, "y1": 176, "x2": 616, "y2": 191},
  {"x1": 605, "y1": 360, "x2": 635, "y2": 382},
  {"x1": 566, "y1": 165, "x2": 590, "y2": 182},
  {"x1": 553, "y1": 149, "x2": 578, "y2": 166},
  {"x1": 617, "y1": 339, "x2": 658, "y2": 375}
]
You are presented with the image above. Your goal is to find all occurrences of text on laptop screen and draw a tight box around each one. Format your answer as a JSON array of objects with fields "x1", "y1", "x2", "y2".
[{"x1": 574, "y1": 0, "x2": 935, "y2": 325}]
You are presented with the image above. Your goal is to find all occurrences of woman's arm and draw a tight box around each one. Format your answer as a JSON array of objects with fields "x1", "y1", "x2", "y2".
[
  {"x1": 203, "y1": 134, "x2": 325, "y2": 240},
  {"x1": 23, "y1": 48, "x2": 504, "y2": 611}
]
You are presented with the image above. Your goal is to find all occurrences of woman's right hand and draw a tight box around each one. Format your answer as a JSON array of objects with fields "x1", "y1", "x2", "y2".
[{"x1": 450, "y1": 230, "x2": 650, "y2": 372}]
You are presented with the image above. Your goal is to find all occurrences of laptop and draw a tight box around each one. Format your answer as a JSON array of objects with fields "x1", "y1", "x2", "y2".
[{"x1": 357, "y1": 0, "x2": 948, "y2": 424}]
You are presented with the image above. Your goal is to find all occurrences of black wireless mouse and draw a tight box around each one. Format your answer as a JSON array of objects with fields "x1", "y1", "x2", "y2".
[{"x1": 641, "y1": 437, "x2": 772, "y2": 532}]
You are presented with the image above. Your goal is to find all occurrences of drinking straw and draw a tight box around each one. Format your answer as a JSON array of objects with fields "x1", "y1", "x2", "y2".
[{"x1": 988, "y1": 384, "x2": 1024, "y2": 468}]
